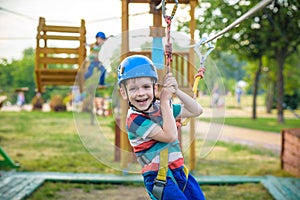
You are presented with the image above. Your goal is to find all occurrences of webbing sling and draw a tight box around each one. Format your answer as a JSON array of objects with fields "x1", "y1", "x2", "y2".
[{"x1": 152, "y1": 148, "x2": 168, "y2": 200}]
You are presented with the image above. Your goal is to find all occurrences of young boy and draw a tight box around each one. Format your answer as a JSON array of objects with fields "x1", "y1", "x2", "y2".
[
  {"x1": 118, "y1": 55, "x2": 206, "y2": 200},
  {"x1": 84, "y1": 31, "x2": 107, "y2": 85}
]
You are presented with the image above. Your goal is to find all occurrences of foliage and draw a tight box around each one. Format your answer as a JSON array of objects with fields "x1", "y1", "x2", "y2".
[{"x1": 0, "y1": 48, "x2": 36, "y2": 103}]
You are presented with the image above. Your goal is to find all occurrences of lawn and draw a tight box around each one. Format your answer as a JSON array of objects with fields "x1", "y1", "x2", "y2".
[{"x1": 0, "y1": 111, "x2": 292, "y2": 199}]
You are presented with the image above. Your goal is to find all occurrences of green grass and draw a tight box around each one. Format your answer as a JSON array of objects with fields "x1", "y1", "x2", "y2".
[
  {"x1": 0, "y1": 111, "x2": 292, "y2": 199},
  {"x1": 0, "y1": 111, "x2": 112, "y2": 173},
  {"x1": 201, "y1": 117, "x2": 300, "y2": 133},
  {"x1": 202, "y1": 183, "x2": 274, "y2": 200},
  {"x1": 195, "y1": 141, "x2": 286, "y2": 176}
]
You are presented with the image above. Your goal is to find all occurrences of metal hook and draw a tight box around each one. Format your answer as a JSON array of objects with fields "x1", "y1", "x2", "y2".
[
  {"x1": 162, "y1": 0, "x2": 179, "y2": 19},
  {"x1": 194, "y1": 37, "x2": 215, "y2": 68}
]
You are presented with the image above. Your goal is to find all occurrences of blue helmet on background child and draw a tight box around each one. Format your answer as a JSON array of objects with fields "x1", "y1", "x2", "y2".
[
  {"x1": 118, "y1": 55, "x2": 158, "y2": 86},
  {"x1": 95, "y1": 31, "x2": 107, "y2": 39}
]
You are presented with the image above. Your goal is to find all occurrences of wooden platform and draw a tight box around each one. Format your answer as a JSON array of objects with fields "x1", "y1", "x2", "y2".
[
  {"x1": 261, "y1": 176, "x2": 300, "y2": 200},
  {"x1": 0, "y1": 171, "x2": 299, "y2": 200}
]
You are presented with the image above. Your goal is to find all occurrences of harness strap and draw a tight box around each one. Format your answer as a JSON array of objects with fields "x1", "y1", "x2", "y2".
[
  {"x1": 152, "y1": 148, "x2": 168, "y2": 200},
  {"x1": 152, "y1": 148, "x2": 190, "y2": 200}
]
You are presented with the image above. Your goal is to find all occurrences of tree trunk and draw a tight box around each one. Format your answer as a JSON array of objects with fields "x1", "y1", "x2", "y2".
[
  {"x1": 276, "y1": 53, "x2": 285, "y2": 123},
  {"x1": 266, "y1": 81, "x2": 274, "y2": 114},
  {"x1": 252, "y1": 57, "x2": 262, "y2": 119}
]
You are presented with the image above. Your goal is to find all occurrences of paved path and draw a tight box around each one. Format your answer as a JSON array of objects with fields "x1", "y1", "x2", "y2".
[
  {"x1": 198, "y1": 107, "x2": 282, "y2": 154},
  {"x1": 200, "y1": 122, "x2": 281, "y2": 154}
]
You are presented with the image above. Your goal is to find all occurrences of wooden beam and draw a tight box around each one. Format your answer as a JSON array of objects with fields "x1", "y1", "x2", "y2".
[
  {"x1": 189, "y1": 0, "x2": 197, "y2": 172},
  {"x1": 41, "y1": 81, "x2": 76, "y2": 85},
  {"x1": 39, "y1": 69, "x2": 78, "y2": 74},
  {"x1": 42, "y1": 25, "x2": 81, "y2": 33},
  {"x1": 38, "y1": 35, "x2": 81, "y2": 41},
  {"x1": 38, "y1": 57, "x2": 78, "y2": 65},
  {"x1": 38, "y1": 48, "x2": 79, "y2": 54},
  {"x1": 128, "y1": 0, "x2": 190, "y2": 4}
]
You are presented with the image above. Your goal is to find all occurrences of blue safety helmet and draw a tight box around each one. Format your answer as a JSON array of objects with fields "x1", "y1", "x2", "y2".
[
  {"x1": 95, "y1": 31, "x2": 107, "y2": 39},
  {"x1": 118, "y1": 55, "x2": 158, "y2": 86}
]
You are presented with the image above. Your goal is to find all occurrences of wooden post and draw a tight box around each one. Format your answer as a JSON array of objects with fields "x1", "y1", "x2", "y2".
[
  {"x1": 120, "y1": 0, "x2": 130, "y2": 172},
  {"x1": 35, "y1": 17, "x2": 45, "y2": 93},
  {"x1": 78, "y1": 19, "x2": 86, "y2": 93},
  {"x1": 150, "y1": 2, "x2": 165, "y2": 86},
  {"x1": 189, "y1": 0, "x2": 197, "y2": 172}
]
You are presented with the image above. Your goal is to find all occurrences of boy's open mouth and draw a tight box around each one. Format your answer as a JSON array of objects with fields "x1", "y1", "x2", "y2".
[{"x1": 136, "y1": 98, "x2": 149, "y2": 105}]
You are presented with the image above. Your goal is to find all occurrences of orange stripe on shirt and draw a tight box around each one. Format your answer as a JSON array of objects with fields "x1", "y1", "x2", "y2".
[{"x1": 133, "y1": 140, "x2": 157, "y2": 152}]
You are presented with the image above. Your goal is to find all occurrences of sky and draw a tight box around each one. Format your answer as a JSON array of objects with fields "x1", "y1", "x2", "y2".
[{"x1": 0, "y1": 0, "x2": 160, "y2": 60}]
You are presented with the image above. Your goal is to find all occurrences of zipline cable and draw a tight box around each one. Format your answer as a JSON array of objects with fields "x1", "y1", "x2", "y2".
[{"x1": 202, "y1": 0, "x2": 273, "y2": 45}]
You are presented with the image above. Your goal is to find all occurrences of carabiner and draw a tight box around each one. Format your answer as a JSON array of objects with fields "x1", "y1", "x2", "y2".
[
  {"x1": 194, "y1": 37, "x2": 215, "y2": 68},
  {"x1": 162, "y1": 0, "x2": 179, "y2": 20}
]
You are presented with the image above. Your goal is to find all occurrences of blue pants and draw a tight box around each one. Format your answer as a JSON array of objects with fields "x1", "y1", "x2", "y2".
[
  {"x1": 84, "y1": 61, "x2": 106, "y2": 85},
  {"x1": 143, "y1": 167, "x2": 206, "y2": 200}
]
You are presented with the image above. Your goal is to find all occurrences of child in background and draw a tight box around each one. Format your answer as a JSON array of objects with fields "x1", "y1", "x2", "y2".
[
  {"x1": 118, "y1": 55, "x2": 206, "y2": 200},
  {"x1": 84, "y1": 31, "x2": 107, "y2": 85}
]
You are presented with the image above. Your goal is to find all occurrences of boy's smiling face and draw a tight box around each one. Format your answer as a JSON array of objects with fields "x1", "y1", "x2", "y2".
[{"x1": 120, "y1": 77, "x2": 158, "y2": 112}]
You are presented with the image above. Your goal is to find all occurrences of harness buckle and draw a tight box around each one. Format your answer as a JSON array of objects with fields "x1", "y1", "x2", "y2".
[
  {"x1": 154, "y1": 179, "x2": 166, "y2": 187},
  {"x1": 152, "y1": 179, "x2": 166, "y2": 200}
]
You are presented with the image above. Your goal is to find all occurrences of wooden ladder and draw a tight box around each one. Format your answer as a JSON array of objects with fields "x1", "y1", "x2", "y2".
[{"x1": 35, "y1": 17, "x2": 86, "y2": 93}]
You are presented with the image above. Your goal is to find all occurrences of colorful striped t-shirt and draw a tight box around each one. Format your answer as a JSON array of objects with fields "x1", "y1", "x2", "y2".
[{"x1": 126, "y1": 101, "x2": 184, "y2": 175}]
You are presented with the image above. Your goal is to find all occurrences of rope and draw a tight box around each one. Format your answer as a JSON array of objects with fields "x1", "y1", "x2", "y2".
[
  {"x1": 164, "y1": 16, "x2": 172, "y2": 74},
  {"x1": 162, "y1": 0, "x2": 178, "y2": 74},
  {"x1": 192, "y1": 38, "x2": 214, "y2": 98}
]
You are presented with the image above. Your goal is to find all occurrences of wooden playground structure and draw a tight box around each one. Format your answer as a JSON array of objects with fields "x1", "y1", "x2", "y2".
[{"x1": 35, "y1": 17, "x2": 86, "y2": 93}]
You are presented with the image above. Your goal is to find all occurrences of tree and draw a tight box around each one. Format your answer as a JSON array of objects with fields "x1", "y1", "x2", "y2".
[
  {"x1": 263, "y1": 0, "x2": 300, "y2": 123},
  {"x1": 178, "y1": 0, "x2": 300, "y2": 123}
]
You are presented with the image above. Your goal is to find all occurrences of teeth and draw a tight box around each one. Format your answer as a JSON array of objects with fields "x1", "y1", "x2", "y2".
[{"x1": 137, "y1": 99, "x2": 147, "y2": 102}]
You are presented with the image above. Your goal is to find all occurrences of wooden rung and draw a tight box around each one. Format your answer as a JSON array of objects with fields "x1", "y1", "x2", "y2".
[
  {"x1": 41, "y1": 81, "x2": 77, "y2": 85},
  {"x1": 38, "y1": 47, "x2": 79, "y2": 54},
  {"x1": 39, "y1": 69, "x2": 78, "y2": 76},
  {"x1": 40, "y1": 76, "x2": 77, "y2": 80},
  {"x1": 38, "y1": 35, "x2": 81, "y2": 41},
  {"x1": 41, "y1": 75, "x2": 76, "y2": 79},
  {"x1": 42, "y1": 25, "x2": 81, "y2": 33},
  {"x1": 38, "y1": 57, "x2": 78, "y2": 64}
]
